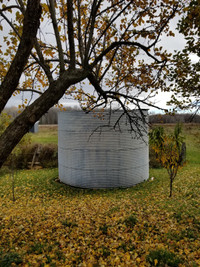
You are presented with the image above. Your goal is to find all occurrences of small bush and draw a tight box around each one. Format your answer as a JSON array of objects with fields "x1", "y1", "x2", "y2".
[
  {"x1": 146, "y1": 249, "x2": 182, "y2": 266},
  {"x1": 5, "y1": 144, "x2": 58, "y2": 169},
  {"x1": 1, "y1": 113, "x2": 31, "y2": 168},
  {"x1": 7, "y1": 145, "x2": 35, "y2": 169},
  {"x1": 38, "y1": 144, "x2": 58, "y2": 168},
  {"x1": 149, "y1": 124, "x2": 186, "y2": 197}
]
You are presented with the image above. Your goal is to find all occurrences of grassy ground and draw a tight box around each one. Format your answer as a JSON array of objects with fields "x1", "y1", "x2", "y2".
[
  {"x1": 29, "y1": 125, "x2": 58, "y2": 144},
  {"x1": 0, "y1": 124, "x2": 199, "y2": 266}
]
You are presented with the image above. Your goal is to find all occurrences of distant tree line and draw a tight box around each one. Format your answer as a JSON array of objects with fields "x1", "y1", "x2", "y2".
[
  {"x1": 4, "y1": 107, "x2": 59, "y2": 124},
  {"x1": 39, "y1": 108, "x2": 58, "y2": 124},
  {"x1": 149, "y1": 113, "x2": 200, "y2": 124},
  {"x1": 3, "y1": 107, "x2": 200, "y2": 125}
]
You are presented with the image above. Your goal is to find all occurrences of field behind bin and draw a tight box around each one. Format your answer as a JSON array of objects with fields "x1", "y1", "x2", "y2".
[
  {"x1": 30, "y1": 125, "x2": 58, "y2": 144},
  {"x1": 0, "y1": 124, "x2": 199, "y2": 266}
]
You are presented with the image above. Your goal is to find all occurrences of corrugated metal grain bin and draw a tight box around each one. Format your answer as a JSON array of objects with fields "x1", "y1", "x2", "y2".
[
  {"x1": 29, "y1": 121, "x2": 39, "y2": 133},
  {"x1": 58, "y1": 110, "x2": 149, "y2": 188}
]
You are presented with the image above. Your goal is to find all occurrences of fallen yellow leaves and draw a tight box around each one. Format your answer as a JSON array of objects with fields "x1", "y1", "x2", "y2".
[{"x1": 0, "y1": 168, "x2": 200, "y2": 266}]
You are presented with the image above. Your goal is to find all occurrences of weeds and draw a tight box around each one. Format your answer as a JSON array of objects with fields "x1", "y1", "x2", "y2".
[
  {"x1": 146, "y1": 249, "x2": 182, "y2": 267},
  {"x1": 0, "y1": 252, "x2": 22, "y2": 267},
  {"x1": 124, "y1": 215, "x2": 137, "y2": 228}
]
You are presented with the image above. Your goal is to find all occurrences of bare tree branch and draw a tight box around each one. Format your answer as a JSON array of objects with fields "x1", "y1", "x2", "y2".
[
  {"x1": 87, "y1": 72, "x2": 107, "y2": 100},
  {"x1": 0, "y1": 5, "x2": 21, "y2": 12},
  {"x1": 90, "y1": 1, "x2": 133, "y2": 56},
  {"x1": 32, "y1": 42, "x2": 54, "y2": 83},
  {"x1": 77, "y1": 0, "x2": 84, "y2": 64},
  {"x1": 0, "y1": 10, "x2": 21, "y2": 38},
  {"x1": 91, "y1": 41, "x2": 164, "y2": 68},
  {"x1": 97, "y1": 0, "x2": 125, "y2": 17},
  {"x1": 148, "y1": 4, "x2": 179, "y2": 50},
  {"x1": 67, "y1": 0, "x2": 75, "y2": 68},
  {"x1": 16, "y1": 88, "x2": 42, "y2": 95},
  {"x1": 85, "y1": 0, "x2": 102, "y2": 64},
  {"x1": 48, "y1": 0, "x2": 65, "y2": 73}
]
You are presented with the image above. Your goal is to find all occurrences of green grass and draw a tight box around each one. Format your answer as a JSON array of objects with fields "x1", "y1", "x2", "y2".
[
  {"x1": 28, "y1": 125, "x2": 58, "y2": 144},
  {"x1": 183, "y1": 124, "x2": 200, "y2": 165}
]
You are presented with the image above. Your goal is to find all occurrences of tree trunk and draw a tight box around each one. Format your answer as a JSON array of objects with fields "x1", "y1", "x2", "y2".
[
  {"x1": 0, "y1": 69, "x2": 88, "y2": 168},
  {"x1": 0, "y1": 0, "x2": 41, "y2": 113},
  {"x1": 169, "y1": 177, "x2": 173, "y2": 197}
]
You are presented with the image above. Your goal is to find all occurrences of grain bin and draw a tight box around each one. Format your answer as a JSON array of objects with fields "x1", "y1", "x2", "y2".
[
  {"x1": 58, "y1": 110, "x2": 149, "y2": 188},
  {"x1": 29, "y1": 121, "x2": 39, "y2": 133}
]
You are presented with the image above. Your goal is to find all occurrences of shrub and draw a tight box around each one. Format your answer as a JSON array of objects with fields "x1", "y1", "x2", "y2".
[
  {"x1": 0, "y1": 113, "x2": 11, "y2": 135},
  {"x1": 149, "y1": 123, "x2": 186, "y2": 197},
  {"x1": 1, "y1": 112, "x2": 31, "y2": 168},
  {"x1": 38, "y1": 144, "x2": 58, "y2": 168},
  {"x1": 5, "y1": 144, "x2": 58, "y2": 169}
]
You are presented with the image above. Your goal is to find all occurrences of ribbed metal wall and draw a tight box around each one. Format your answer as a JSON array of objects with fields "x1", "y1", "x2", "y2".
[
  {"x1": 58, "y1": 110, "x2": 149, "y2": 188},
  {"x1": 29, "y1": 122, "x2": 39, "y2": 133}
]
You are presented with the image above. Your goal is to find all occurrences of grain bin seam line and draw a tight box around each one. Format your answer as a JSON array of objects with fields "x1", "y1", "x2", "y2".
[
  {"x1": 58, "y1": 146, "x2": 147, "y2": 152},
  {"x1": 59, "y1": 164, "x2": 149, "y2": 171}
]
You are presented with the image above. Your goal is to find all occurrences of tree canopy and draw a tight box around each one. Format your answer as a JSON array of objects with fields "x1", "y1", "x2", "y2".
[
  {"x1": 0, "y1": 0, "x2": 190, "y2": 167},
  {"x1": 169, "y1": 0, "x2": 200, "y2": 111}
]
